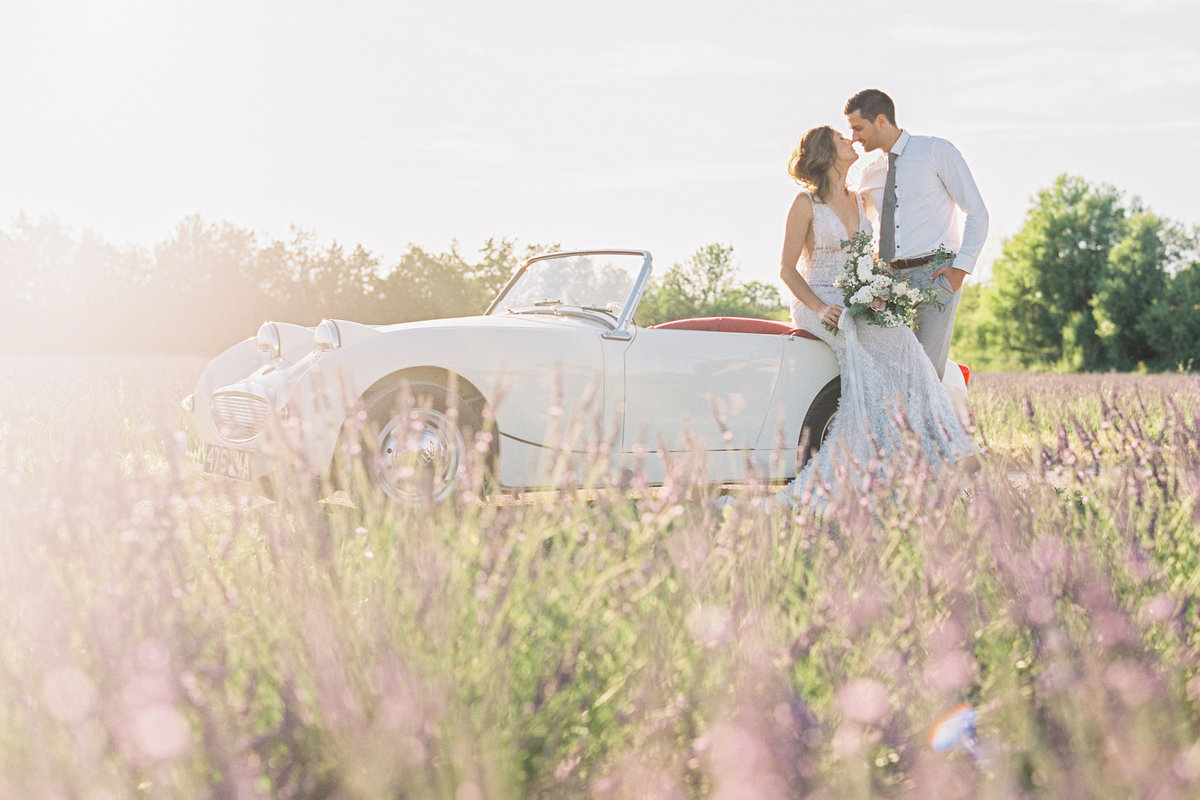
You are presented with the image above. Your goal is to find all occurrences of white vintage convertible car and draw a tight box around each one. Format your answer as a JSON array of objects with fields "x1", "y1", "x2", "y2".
[{"x1": 183, "y1": 250, "x2": 970, "y2": 504}]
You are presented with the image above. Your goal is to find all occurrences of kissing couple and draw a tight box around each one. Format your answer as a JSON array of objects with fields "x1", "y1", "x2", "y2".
[{"x1": 777, "y1": 89, "x2": 988, "y2": 505}]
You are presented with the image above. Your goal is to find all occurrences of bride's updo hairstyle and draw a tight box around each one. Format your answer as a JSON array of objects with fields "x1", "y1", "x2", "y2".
[{"x1": 788, "y1": 126, "x2": 838, "y2": 201}]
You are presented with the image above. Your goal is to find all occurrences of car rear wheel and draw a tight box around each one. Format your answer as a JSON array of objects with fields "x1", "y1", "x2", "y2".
[
  {"x1": 797, "y1": 377, "x2": 840, "y2": 470},
  {"x1": 347, "y1": 379, "x2": 487, "y2": 507}
]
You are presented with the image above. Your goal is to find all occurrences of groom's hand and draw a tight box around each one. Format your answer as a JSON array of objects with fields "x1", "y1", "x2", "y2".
[{"x1": 932, "y1": 266, "x2": 968, "y2": 293}]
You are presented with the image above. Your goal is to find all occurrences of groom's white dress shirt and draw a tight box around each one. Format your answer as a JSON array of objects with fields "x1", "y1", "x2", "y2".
[{"x1": 858, "y1": 130, "x2": 989, "y2": 274}]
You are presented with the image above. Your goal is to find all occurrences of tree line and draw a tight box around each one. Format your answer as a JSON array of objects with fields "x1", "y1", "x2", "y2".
[
  {"x1": 955, "y1": 174, "x2": 1199, "y2": 372},
  {"x1": 2, "y1": 173, "x2": 1197, "y2": 371},
  {"x1": 0, "y1": 215, "x2": 784, "y2": 355}
]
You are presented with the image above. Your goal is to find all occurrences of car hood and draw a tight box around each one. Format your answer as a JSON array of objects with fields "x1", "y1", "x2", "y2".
[{"x1": 323, "y1": 311, "x2": 612, "y2": 347}]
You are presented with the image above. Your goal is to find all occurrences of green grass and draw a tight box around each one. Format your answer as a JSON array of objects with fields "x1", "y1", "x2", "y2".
[{"x1": 2, "y1": 356, "x2": 1200, "y2": 798}]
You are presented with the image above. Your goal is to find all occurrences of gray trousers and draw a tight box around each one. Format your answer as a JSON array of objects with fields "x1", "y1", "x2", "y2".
[{"x1": 909, "y1": 264, "x2": 962, "y2": 380}]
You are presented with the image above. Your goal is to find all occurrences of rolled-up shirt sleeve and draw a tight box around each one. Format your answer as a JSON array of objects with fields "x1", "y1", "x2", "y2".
[{"x1": 933, "y1": 139, "x2": 988, "y2": 274}]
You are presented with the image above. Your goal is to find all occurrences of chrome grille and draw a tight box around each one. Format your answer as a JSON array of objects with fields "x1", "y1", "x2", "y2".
[{"x1": 210, "y1": 392, "x2": 270, "y2": 443}]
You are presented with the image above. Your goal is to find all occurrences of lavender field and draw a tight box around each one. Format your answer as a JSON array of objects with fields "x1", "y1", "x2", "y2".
[{"x1": 3, "y1": 356, "x2": 1200, "y2": 799}]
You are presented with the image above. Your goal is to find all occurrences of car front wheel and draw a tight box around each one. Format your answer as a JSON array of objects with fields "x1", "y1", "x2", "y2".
[{"x1": 349, "y1": 379, "x2": 485, "y2": 507}]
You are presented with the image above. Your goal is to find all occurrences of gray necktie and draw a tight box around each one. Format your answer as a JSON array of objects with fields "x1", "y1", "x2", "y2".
[{"x1": 879, "y1": 150, "x2": 898, "y2": 262}]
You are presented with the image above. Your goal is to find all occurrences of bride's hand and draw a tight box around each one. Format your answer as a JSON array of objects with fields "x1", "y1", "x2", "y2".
[{"x1": 818, "y1": 303, "x2": 843, "y2": 328}]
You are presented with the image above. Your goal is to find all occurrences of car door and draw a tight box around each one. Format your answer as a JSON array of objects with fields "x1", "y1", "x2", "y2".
[{"x1": 620, "y1": 327, "x2": 785, "y2": 482}]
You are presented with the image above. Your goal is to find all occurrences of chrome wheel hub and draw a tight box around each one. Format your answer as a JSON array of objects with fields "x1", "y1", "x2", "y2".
[{"x1": 373, "y1": 408, "x2": 465, "y2": 504}]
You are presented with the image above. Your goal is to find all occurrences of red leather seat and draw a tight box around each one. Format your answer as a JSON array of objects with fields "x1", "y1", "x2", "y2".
[{"x1": 649, "y1": 316, "x2": 819, "y2": 340}]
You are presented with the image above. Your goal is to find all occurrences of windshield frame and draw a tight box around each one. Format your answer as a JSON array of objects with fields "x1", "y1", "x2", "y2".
[{"x1": 485, "y1": 249, "x2": 653, "y2": 341}]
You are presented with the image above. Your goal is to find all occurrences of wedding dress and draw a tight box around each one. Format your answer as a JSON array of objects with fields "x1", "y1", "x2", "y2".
[{"x1": 781, "y1": 191, "x2": 978, "y2": 504}]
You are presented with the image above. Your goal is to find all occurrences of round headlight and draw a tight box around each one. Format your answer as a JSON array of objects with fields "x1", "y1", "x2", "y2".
[
  {"x1": 314, "y1": 319, "x2": 341, "y2": 352},
  {"x1": 256, "y1": 322, "x2": 281, "y2": 359}
]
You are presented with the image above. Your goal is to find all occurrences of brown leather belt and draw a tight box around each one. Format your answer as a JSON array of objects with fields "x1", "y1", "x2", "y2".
[{"x1": 889, "y1": 254, "x2": 937, "y2": 269}]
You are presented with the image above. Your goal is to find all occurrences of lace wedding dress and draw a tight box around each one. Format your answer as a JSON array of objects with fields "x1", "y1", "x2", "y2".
[{"x1": 781, "y1": 191, "x2": 978, "y2": 504}]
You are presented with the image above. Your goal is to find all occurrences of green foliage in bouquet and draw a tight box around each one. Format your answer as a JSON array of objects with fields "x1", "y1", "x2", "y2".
[{"x1": 828, "y1": 231, "x2": 949, "y2": 333}]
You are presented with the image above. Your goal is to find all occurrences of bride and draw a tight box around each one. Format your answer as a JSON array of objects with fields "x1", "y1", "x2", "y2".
[{"x1": 778, "y1": 126, "x2": 978, "y2": 504}]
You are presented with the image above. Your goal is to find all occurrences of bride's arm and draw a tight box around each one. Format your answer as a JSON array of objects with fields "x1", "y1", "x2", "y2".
[{"x1": 780, "y1": 193, "x2": 843, "y2": 328}]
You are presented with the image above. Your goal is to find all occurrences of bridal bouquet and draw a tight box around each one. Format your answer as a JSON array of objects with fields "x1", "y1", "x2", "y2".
[{"x1": 829, "y1": 230, "x2": 949, "y2": 332}]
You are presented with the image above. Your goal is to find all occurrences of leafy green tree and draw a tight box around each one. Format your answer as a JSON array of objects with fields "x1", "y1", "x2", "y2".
[
  {"x1": 1091, "y1": 213, "x2": 1182, "y2": 369},
  {"x1": 985, "y1": 175, "x2": 1131, "y2": 370},
  {"x1": 637, "y1": 243, "x2": 785, "y2": 325},
  {"x1": 946, "y1": 284, "x2": 1023, "y2": 372},
  {"x1": 974, "y1": 175, "x2": 1132, "y2": 369},
  {"x1": 0, "y1": 215, "x2": 152, "y2": 352},
  {"x1": 1147, "y1": 259, "x2": 1200, "y2": 370},
  {"x1": 961, "y1": 180, "x2": 1200, "y2": 373},
  {"x1": 372, "y1": 244, "x2": 475, "y2": 322},
  {"x1": 256, "y1": 228, "x2": 381, "y2": 325},
  {"x1": 731, "y1": 280, "x2": 789, "y2": 318},
  {"x1": 144, "y1": 216, "x2": 268, "y2": 353},
  {"x1": 467, "y1": 237, "x2": 556, "y2": 311},
  {"x1": 372, "y1": 238, "x2": 558, "y2": 323}
]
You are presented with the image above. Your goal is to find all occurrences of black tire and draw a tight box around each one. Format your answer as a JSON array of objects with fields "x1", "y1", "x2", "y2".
[
  {"x1": 797, "y1": 377, "x2": 840, "y2": 470},
  {"x1": 342, "y1": 378, "x2": 489, "y2": 507}
]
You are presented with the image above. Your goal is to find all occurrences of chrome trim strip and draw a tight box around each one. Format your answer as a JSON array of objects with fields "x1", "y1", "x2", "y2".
[{"x1": 499, "y1": 430, "x2": 592, "y2": 455}]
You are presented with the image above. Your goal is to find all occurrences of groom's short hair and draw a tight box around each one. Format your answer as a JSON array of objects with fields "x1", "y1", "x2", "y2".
[{"x1": 845, "y1": 89, "x2": 896, "y2": 126}]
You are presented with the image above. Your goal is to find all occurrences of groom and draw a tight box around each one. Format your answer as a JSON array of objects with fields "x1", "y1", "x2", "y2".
[{"x1": 845, "y1": 89, "x2": 988, "y2": 379}]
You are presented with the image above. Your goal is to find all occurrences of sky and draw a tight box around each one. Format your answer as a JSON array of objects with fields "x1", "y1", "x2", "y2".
[{"x1": 4, "y1": 0, "x2": 1199, "y2": 293}]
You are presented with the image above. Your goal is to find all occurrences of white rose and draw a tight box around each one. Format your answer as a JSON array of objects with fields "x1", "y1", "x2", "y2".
[{"x1": 856, "y1": 255, "x2": 874, "y2": 282}]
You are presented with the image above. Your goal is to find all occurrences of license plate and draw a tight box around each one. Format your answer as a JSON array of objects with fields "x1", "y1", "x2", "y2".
[{"x1": 203, "y1": 444, "x2": 254, "y2": 482}]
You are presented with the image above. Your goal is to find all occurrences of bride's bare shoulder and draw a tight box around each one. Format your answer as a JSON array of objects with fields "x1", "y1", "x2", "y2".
[
  {"x1": 784, "y1": 192, "x2": 817, "y2": 240},
  {"x1": 788, "y1": 190, "x2": 816, "y2": 218}
]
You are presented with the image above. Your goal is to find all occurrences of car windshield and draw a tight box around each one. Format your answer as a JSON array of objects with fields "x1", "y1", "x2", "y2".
[{"x1": 490, "y1": 252, "x2": 647, "y2": 317}]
